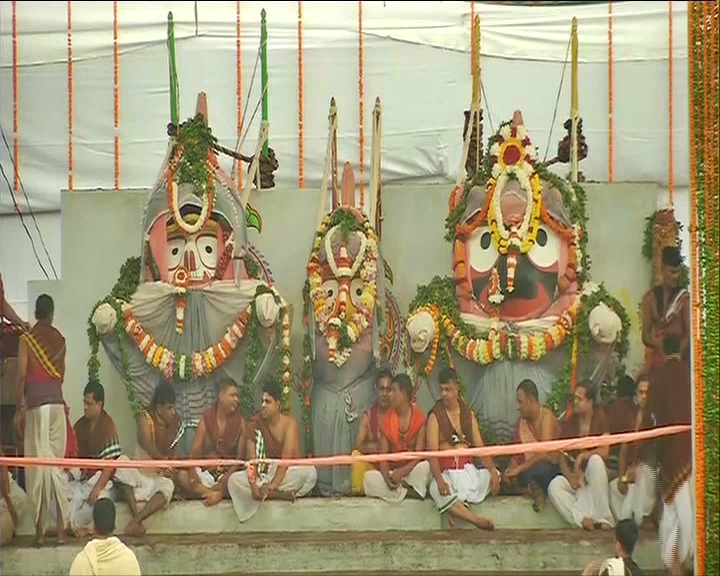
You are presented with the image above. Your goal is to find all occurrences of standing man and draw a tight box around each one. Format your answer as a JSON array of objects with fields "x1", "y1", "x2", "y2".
[
  {"x1": 228, "y1": 379, "x2": 317, "y2": 523},
  {"x1": 547, "y1": 382, "x2": 614, "y2": 531},
  {"x1": 351, "y1": 368, "x2": 392, "y2": 495},
  {"x1": 13, "y1": 294, "x2": 69, "y2": 545},
  {"x1": 651, "y1": 335, "x2": 693, "y2": 576},
  {"x1": 641, "y1": 246, "x2": 690, "y2": 374},
  {"x1": 363, "y1": 373, "x2": 430, "y2": 502},
  {"x1": 504, "y1": 379, "x2": 560, "y2": 512},
  {"x1": 426, "y1": 367, "x2": 500, "y2": 530}
]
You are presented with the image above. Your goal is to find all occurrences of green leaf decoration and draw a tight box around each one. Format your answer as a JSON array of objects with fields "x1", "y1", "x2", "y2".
[{"x1": 245, "y1": 203, "x2": 263, "y2": 234}]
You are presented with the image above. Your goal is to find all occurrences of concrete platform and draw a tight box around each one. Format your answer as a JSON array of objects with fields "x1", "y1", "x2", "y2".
[
  {"x1": 0, "y1": 530, "x2": 664, "y2": 575},
  {"x1": 16, "y1": 496, "x2": 571, "y2": 536}
]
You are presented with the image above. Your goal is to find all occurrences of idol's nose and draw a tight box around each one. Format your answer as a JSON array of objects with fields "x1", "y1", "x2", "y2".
[{"x1": 183, "y1": 248, "x2": 198, "y2": 272}]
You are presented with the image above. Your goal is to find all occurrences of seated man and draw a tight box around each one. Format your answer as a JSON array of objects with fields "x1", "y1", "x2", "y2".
[
  {"x1": 504, "y1": 379, "x2": 561, "y2": 512},
  {"x1": 363, "y1": 373, "x2": 430, "y2": 502},
  {"x1": 351, "y1": 368, "x2": 392, "y2": 495},
  {"x1": 70, "y1": 498, "x2": 141, "y2": 576},
  {"x1": 609, "y1": 374, "x2": 656, "y2": 528},
  {"x1": 186, "y1": 378, "x2": 247, "y2": 506},
  {"x1": 426, "y1": 367, "x2": 500, "y2": 530},
  {"x1": 72, "y1": 381, "x2": 174, "y2": 538},
  {"x1": 547, "y1": 382, "x2": 614, "y2": 531},
  {"x1": 1, "y1": 453, "x2": 28, "y2": 545},
  {"x1": 228, "y1": 379, "x2": 317, "y2": 522}
]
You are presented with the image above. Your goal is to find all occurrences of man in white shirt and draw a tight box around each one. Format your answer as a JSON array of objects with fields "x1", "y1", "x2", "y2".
[{"x1": 69, "y1": 498, "x2": 141, "y2": 576}]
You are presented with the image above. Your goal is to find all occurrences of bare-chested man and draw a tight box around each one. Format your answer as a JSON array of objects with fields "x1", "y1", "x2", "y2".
[
  {"x1": 363, "y1": 373, "x2": 430, "y2": 502},
  {"x1": 608, "y1": 374, "x2": 656, "y2": 528},
  {"x1": 186, "y1": 378, "x2": 247, "y2": 506},
  {"x1": 352, "y1": 368, "x2": 392, "y2": 494},
  {"x1": 547, "y1": 382, "x2": 614, "y2": 531},
  {"x1": 427, "y1": 367, "x2": 499, "y2": 530},
  {"x1": 227, "y1": 379, "x2": 317, "y2": 523},
  {"x1": 504, "y1": 379, "x2": 560, "y2": 512},
  {"x1": 641, "y1": 246, "x2": 690, "y2": 375}
]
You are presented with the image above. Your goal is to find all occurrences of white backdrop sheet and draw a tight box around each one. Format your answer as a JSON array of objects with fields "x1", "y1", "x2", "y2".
[{"x1": 0, "y1": 1, "x2": 692, "y2": 314}]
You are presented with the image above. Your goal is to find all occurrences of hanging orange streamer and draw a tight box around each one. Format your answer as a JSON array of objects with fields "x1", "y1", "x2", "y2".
[
  {"x1": 298, "y1": 1, "x2": 305, "y2": 189},
  {"x1": 113, "y1": 0, "x2": 120, "y2": 190},
  {"x1": 607, "y1": 1, "x2": 614, "y2": 182},
  {"x1": 236, "y1": 1, "x2": 243, "y2": 189},
  {"x1": 667, "y1": 1, "x2": 674, "y2": 206},
  {"x1": 358, "y1": 0, "x2": 365, "y2": 207},
  {"x1": 11, "y1": 0, "x2": 19, "y2": 194},
  {"x1": 67, "y1": 1, "x2": 74, "y2": 191}
]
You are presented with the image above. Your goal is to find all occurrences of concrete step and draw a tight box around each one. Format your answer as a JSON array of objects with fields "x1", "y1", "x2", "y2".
[
  {"x1": 1, "y1": 530, "x2": 663, "y2": 575},
  {"x1": 17, "y1": 496, "x2": 572, "y2": 536}
]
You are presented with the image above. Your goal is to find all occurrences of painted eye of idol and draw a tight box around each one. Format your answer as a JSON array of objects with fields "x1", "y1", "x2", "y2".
[
  {"x1": 167, "y1": 237, "x2": 186, "y2": 270},
  {"x1": 322, "y1": 279, "x2": 339, "y2": 309},
  {"x1": 350, "y1": 278, "x2": 365, "y2": 308},
  {"x1": 468, "y1": 226, "x2": 499, "y2": 274},
  {"x1": 196, "y1": 234, "x2": 218, "y2": 270},
  {"x1": 526, "y1": 225, "x2": 560, "y2": 271}
]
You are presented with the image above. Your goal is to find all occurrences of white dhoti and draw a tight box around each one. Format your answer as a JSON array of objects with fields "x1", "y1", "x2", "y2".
[
  {"x1": 24, "y1": 403, "x2": 70, "y2": 530},
  {"x1": 193, "y1": 467, "x2": 220, "y2": 490},
  {"x1": 548, "y1": 454, "x2": 615, "y2": 528},
  {"x1": 363, "y1": 460, "x2": 432, "y2": 503},
  {"x1": 228, "y1": 464, "x2": 317, "y2": 523},
  {"x1": 113, "y1": 456, "x2": 175, "y2": 504},
  {"x1": 67, "y1": 471, "x2": 115, "y2": 532},
  {"x1": 428, "y1": 463, "x2": 491, "y2": 514},
  {"x1": 609, "y1": 462, "x2": 657, "y2": 525},
  {"x1": 659, "y1": 474, "x2": 695, "y2": 570},
  {"x1": 1, "y1": 477, "x2": 28, "y2": 544}
]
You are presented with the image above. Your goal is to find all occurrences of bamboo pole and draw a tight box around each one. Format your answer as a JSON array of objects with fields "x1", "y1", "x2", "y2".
[
  {"x1": 570, "y1": 17, "x2": 579, "y2": 184},
  {"x1": 260, "y1": 8, "x2": 269, "y2": 156}
]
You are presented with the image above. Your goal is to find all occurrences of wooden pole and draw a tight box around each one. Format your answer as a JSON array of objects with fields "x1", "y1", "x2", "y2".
[{"x1": 570, "y1": 17, "x2": 579, "y2": 184}]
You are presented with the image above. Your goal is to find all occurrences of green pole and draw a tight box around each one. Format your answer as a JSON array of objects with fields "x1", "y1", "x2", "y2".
[
  {"x1": 260, "y1": 8, "x2": 269, "y2": 156},
  {"x1": 167, "y1": 12, "x2": 180, "y2": 127}
]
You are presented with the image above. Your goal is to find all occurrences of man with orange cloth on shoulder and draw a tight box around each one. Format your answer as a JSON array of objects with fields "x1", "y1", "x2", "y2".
[{"x1": 363, "y1": 373, "x2": 430, "y2": 502}]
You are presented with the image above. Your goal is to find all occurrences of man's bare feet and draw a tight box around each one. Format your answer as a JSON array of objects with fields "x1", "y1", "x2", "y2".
[
  {"x1": 581, "y1": 517, "x2": 595, "y2": 531},
  {"x1": 448, "y1": 514, "x2": 456, "y2": 528},
  {"x1": 124, "y1": 520, "x2": 147, "y2": 538},
  {"x1": 57, "y1": 530, "x2": 68, "y2": 545},
  {"x1": 529, "y1": 481, "x2": 545, "y2": 513},
  {"x1": 472, "y1": 516, "x2": 495, "y2": 531},
  {"x1": 269, "y1": 490, "x2": 296, "y2": 502},
  {"x1": 204, "y1": 490, "x2": 224, "y2": 507},
  {"x1": 597, "y1": 522, "x2": 613, "y2": 531},
  {"x1": 35, "y1": 525, "x2": 45, "y2": 547}
]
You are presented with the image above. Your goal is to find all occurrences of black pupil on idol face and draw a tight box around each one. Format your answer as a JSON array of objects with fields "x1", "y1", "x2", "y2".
[
  {"x1": 480, "y1": 232, "x2": 492, "y2": 250},
  {"x1": 356, "y1": 287, "x2": 363, "y2": 296},
  {"x1": 172, "y1": 248, "x2": 180, "y2": 256},
  {"x1": 537, "y1": 228, "x2": 548, "y2": 247},
  {"x1": 205, "y1": 245, "x2": 213, "y2": 254},
  {"x1": 327, "y1": 288, "x2": 334, "y2": 297}
]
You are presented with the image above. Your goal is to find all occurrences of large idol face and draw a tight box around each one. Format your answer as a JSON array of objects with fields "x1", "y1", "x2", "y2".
[{"x1": 166, "y1": 218, "x2": 219, "y2": 286}]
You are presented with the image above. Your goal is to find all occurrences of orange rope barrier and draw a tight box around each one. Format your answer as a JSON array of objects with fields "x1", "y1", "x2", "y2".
[
  {"x1": 113, "y1": 0, "x2": 120, "y2": 190},
  {"x1": 667, "y1": 0, "x2": 674, "y2": 205},
  {"x1": 236, "y1": 0, "x2": 243, "y2": 189},
  {"x1": 358, "y1": 0, "x2": 366, "y2": 207},
  {"x1": 297, "y1": 0, "x2": 305, "y2": 189},
  {"x1": 67, "y1": 0, "x2": 74, "y2": 191},
  {"x1": 11, "y1": 0, "x2": 19, "y2": 194},
  {"x1": 0, "y1": 425, "x2": 691, "y2": 471},
  {"x1": 607, "y1": 0, "x2": 614, "y2": 182}
]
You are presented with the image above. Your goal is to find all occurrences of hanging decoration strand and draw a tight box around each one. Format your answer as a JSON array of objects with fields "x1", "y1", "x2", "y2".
[
  {"x1": 667, "y1": 0, "x2": 674, "y2": 205},
  {"x1": 298, "y1": 1, "x2": 305, "y2": 189},
  {"x1": 358, "y1": 0, "x2": 366, "y2": 208},
  {"x1": 67, "y1": 0, "x2": 74, "y2": 191},
  {"x1": 470, "y1": 0, "x2": 476, "y2": 76},
  {"x1": 607, "y1": 0, "x2": 614, "y2": 182},
  {"x1": 11, "y1": 0, "x2": 20, "y2": 194},
  {"x1": 236, "y1": 1, "x2": 243, "y2": 189},
  {"x1": 113, "y1": 0, "x2": 120, "y2": 189}
]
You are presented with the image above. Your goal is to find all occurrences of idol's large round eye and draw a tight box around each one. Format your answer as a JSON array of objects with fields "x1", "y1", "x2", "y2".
[
  {"x1": 527, "y1": 225, "x2": 561, "y2": 270},
  {"x1": 322, "y1": 279, "x2": 339, "y2": 307},
  {"x1": 167, "y1": 237, "x2": 186, "y2": 270},
  {"x1": 467, "y1": 226, "x2": 499, "y2": 273},
  {"x1": 196, "y1": 234, "x2": 218, "y2": 270},
  {"x1": 350, "y1": 278, "x2": 365, "y2": 308}
]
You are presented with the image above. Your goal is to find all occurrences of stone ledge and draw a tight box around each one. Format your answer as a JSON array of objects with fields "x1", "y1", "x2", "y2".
[
  {"x1": 17, "y1": 495, "x2": 569, "y2": 536},
  {"x1": 1, "y1": 530, "x2": 663, "y2": 575}
]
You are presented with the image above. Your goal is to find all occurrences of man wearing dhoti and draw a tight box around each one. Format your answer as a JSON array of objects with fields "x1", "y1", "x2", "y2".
[
  {"x1": 641, "y1": 246, "x2": 690, "y2": 375},
  {"x1": 609, "y1": 374, "x2": 657, "y2": 528},
  {"x1": 13, "y1": 294, "x2": 70, "y2": 544},
  {"x1": 70, "y1": 381, "x2": 173, "y2": 538},
  {"x1": 69, "y1": 498, "x2": 141, "y2": 576},
  {"x1": 504, "y1": 379, "x2": 561, "y2": 512},
  {"x1": 363, "y1": 373, "x2": 430, "y2": 502},
  {"x1": 651, "y1": 335, "x2": 694, "y2": 576},
  {"x1": 547, "y1": 382, "x2": 615, "y2": 531},
  {"x1": 186, "y1": 378, "x2": 247, "y2": 506},
  {"x1": 1, "y1": 452, "x2": 27, "y2": 545},
  {"x1": 228, "y1": 379, "x2": 317, "y2": 523},
  {"x1": 426, "y1": 367, "x2": 500, "y2": 530},
  {"x1": 351, "y1": 369, "x2": 392, "y2": 495}
]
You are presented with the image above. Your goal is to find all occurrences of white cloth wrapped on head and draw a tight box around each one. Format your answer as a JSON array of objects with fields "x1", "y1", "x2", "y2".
[
  {"x1": 255, "y1": 292, "x2": 280, "y2": 328},
  {"x1": 92, "y1": 303, "x2": 118, "y2": 335},
  {"x1": 406, "y1": 311, "x2": 435, "y2": 353},
  {"x1": 588, "y1": 302, "x2": 622, "y2": 345}
]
